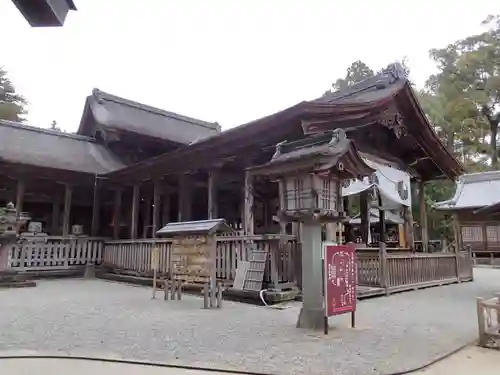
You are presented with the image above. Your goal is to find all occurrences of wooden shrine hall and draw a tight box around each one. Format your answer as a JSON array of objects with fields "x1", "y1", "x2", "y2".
[
  {"x1": 0, "y1": 64, "x2": 473, "y2": 297},
  {"x1": 435, "y1": 170, "x2": 500, "y2": 265}
]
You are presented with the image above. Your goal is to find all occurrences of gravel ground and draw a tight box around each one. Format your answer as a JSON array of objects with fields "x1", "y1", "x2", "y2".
[{"x1": 0, "y1": 268, "x2": 499, "y2": 375}]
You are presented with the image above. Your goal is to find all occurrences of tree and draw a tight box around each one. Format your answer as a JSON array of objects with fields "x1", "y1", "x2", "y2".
[
  {"x1": 0, "y1": 67, "x2": 26, "y2": 122},
  {"x1": 330, "y1": 60, "x2": 375, "y2": 92},
  {"x1": 50, "y1": 120, "x2": 63, "y2": 132},
  {"x1": 428, "y1": 15, "x2": 500, "y2": 166}
]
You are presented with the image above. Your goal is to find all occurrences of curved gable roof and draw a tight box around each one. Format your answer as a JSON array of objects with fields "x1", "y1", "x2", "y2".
[{"x1": 104, "y1": 63, "x2": 465, "y2": 182}]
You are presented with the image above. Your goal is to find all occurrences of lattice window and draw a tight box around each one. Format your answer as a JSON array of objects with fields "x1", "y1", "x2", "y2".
[
  {"x1": 318, "y1": 177, "x2": 338, "y2": 211},
  {"x1": 486, "y1": 226, "x2": 499, "y2": 243},
  {"x1": 282, "y1": 175, "x2": 338, "y2": 211},
  {"x1": 462, "y1": 226, "x2": 483, "y2": 242},
  {"x1": 284, "y1": 176, "x2": 312, "y2": 210}
]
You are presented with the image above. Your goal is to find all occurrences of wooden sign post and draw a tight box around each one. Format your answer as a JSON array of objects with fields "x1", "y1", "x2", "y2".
[
  {"x1": 151, "y1": 246, "x2": 160, "y2": 299},
  {"x1": 323, "y1": 243, "x2": 357, "y2": 334}
]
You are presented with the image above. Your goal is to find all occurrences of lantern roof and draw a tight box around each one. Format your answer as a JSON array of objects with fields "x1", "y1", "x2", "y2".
[
  {"x1": 248, "y1": 129, "x2": 375, "y2": 179},
  {"x1": 156, "y1": 219, "x2": 234, "y2": 236}
]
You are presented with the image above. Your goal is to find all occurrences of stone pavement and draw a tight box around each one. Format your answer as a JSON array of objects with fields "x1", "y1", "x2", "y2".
[
  {"x1": 415, "y1": 345, "x2": 500, "y2": 375},
  {"x1": 0, "y1": 268, "x2": 499, "y2": 375}
]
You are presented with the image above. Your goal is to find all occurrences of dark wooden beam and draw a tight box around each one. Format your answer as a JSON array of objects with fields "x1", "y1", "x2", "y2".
[
  {"x1": 418, "y1": 180, "x2": 429, "y2": 252},
  {"x1": 130, "y1": 185, "x2": 140, "y2": 239},
  {"x1": 207, "y1": 169, "x2": 218, "y2": 219},
  {"x1": 112, "y1": 189, "x2": 122, "y2": 240},
  {"x1": 152, "y1": 181, "x2": 161, "y2": 237},
  {"x1": 62, "y1": 184, "x2": 72, "y2": 236},
  {"x1": 15, "y1": 178, "x2": 25, "y2": 218},
  {"x1": 91, "y1": 178, "x2": 101, "y2": 236}
]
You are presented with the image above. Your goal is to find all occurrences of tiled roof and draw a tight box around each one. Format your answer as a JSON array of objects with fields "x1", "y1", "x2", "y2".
[
  {"x1": 0, "y1": 120, "x2": 125, "y2": 174},
  {"x1": 78, "y1": 89, "x2": 220, "y2": 144},
  {"x1": 434, "y1": 170, "x2": 500, "y2": 210}
]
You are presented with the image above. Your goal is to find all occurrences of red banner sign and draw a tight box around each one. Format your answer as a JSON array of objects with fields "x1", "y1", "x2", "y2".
[{"x1": 324, "y1": 243, "x2": 357, "y2": 317}]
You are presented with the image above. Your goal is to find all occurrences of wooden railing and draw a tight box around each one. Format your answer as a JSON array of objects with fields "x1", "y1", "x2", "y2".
[
  {"x1": 356, "y1": 247, "x2": 473, "y2": 293},
  {"x1": 102, "y1": 235, "x2": 300, "y2": 284},
  {"x1": 6, "y1": 234, "x2": 473, "y2": 295},
  {"x1": 8, "y1": 237, "x2": 104, "y2": 271}
]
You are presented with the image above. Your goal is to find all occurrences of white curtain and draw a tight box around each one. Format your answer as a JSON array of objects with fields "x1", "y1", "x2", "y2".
[{"x1": 341, "y1": 158, "x2": 412, "y2": 209}]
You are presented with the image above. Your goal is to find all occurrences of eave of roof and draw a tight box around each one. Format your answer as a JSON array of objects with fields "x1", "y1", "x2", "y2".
[
  {"x1": 434, "y1": 170, "x2": 500, "y2": 211},
  {"x1": 102, "y1": 63, "x2": 464, "y2": 182},
  {"x1": 0, "y1": 120, "x2": 125, "y2": 175}
]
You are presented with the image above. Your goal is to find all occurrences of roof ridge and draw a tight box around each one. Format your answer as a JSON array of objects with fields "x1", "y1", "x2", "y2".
[
  {"x1": 0, "y1": 120, "x2": 96, "y2": 142},
  {"x1": 321, "y1": 62, "x2": 408, "y2": 103},
  {"x1": 91, "y1": 88, "x2": 219, "y2": 130}
]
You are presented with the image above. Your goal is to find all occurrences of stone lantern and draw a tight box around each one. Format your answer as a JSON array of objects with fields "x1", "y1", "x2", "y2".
[
  {"x1": 248, "y1": 129, "x2": 374, "y2": 329},
  {"x1": 0, "y1": 203, "x2": 31, "y2": 286},
  {"x1": 0, "y1": 202, "x2": 27, "y2": 240}
]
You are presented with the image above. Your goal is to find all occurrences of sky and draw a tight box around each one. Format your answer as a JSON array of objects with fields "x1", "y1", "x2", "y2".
[{"x1": 1, "y1": 0, "x2": 498, "y2": 132}]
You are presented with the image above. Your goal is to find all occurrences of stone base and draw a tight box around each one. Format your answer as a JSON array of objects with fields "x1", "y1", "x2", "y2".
[
  {"x1": 296, "y1": 306, "x2": 325, "y2": 330},
  {"x1": 0, "y1": 270, "x2": 37, "y2": 289},
  {"x1": 84, "y1": 265, "x2": 96, "y2": 279}
]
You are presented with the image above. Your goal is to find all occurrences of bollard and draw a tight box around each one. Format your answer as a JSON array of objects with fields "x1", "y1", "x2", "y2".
[
  {"x1": 216, "y1": 282, "x2": 223, "y2": 308},
  {"x1": 163, "y1": 279, "x2": 169, "y2": 301},
  {"x1": 203, "y1": 283, "x2": 209, "y2": 309},
  {"x1": 176, "y1": 279, "x2": 182, "y2": 300}
]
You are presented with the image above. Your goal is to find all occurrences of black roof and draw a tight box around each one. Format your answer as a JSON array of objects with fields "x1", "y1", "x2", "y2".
[
  {"x1": 11, "y1": 0, "x2": 76, "y2": 27},
  {"x1": 78, "y1": 89, "x2": 221, "y2": 145}
]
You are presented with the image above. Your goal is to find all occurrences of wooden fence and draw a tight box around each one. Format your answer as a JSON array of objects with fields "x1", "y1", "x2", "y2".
[
  {"x1": 102, "y1": 235, "x2": 300, "y2": 285},
  {"x1": 8, "y1": 237, "x2": 104, "y2": 271},
  {"x1": 356, "y1": 246, "x2": 473, "y2": 294},
  {"x1": 5, "y1": 235, "x2": 474, "y2": 296}
]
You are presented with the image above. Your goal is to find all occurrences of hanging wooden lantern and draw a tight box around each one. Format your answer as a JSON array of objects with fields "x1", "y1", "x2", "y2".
[{"x1": 248, "y1": 129, "x2": 375, "y2": 223}]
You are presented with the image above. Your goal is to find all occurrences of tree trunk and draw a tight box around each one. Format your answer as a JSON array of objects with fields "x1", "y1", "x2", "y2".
[{"x1": 490, "y1": 121, "x2": 498, "y2": 167}]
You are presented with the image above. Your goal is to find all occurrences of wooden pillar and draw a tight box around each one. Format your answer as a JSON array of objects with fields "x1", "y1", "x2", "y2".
[
  {"x1": 152, "y1": 181, "x2": 161, "y2": 237},
  {"x1": 142, "y1": 195, "x2": 152, "y2": 239},
  {"x1": 207, "y1": 169, "x2": 219, "y2": 219},
  {"x1": 15, "y1": 179, "x2": 25, "y2": 219},
  {"x1": 90, "y1": 177, "x2": 101, "y2": 237},
  {"x1": 112, "y1": 189, "x2": 122, "y2": 240},
  {"x1": 378, "y1": 192, "x2": 386, "y2": 243},
  {"x1": 377, "y1": 190, "x2": 388, "y2": 291},
  {"x1": 403, "y1": 206, "x2": 415, "y2": 250},
  {"x1": 418, "y1": 180, "x2": 429, "y2": 252},
  {"x1": 62, "y1": 184, "x2": 72, "y2": 237},
  {"x1": 178, "y1": 174, "x2": 192, "y2": 222},
  {"x1": 452, "y1": 213, "x2": 462, "y2": 251},
  {"x1": 360, "y1": 190, "x2": 370, "y2": 244},
  {"x1": 130, "y1": 184, "x2": 140, "y2": 239},
  {"x1": 51, "y1": 194, "x2": 60, "y2": 235},
  {"x1": 343, "y1": 196, "x2": 349, "y2": 243},
  {"x1": 162, "y1": 189, "x2": 171, "y2": 225},
  {"x1": 243, "y1": 171, "x2": 254, "y2": 235}
]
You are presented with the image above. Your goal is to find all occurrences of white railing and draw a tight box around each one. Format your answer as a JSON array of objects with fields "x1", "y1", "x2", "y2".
[{"x1": 9, "y1": 237, "x2": 104, "y2": 271}]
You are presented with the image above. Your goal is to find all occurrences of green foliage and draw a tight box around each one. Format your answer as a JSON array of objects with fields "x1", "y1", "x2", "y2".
[
  {"x1": 328, "y1": 20, "x2": 500, "y2": 239},
  {"x1": 330, "y1": 60, "x2": 374, "y2": 92},
  {"x1": 0, "y1": 67, "x2": 26, "y2": 122},
  {"x1": 427, "y1": 15, "x2": 500, "y2": 166}
]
